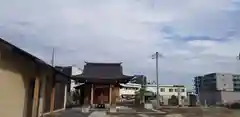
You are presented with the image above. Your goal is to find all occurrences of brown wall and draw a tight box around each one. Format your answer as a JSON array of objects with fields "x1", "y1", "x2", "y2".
[
  {"x1": 83, "y1": 84, "x2": 91, "y2": 105},
  {"x1": 54, "y1": 82, "x2": 65, "y2": 110},
  {"x1": 111, "y1": 85, "x2": 120, "y2": 105},
  {"x1": 0, "y1": 62, "x2": 27, "y2": 117},
  {"x1": 0, "y1": 44, "x2": 39, "y2": 117},
  {"x1": 0, "y1": 44, "x2": 66, "y2": 117}
]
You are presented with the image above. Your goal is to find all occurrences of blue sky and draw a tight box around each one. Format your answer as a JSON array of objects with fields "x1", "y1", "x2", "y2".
[{"x1": 0, "y1": 0, "x2": 240, "y2": 89}]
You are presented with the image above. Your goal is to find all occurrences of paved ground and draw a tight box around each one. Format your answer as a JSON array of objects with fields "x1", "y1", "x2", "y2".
[
  {"x1": 51, "y1": 102, "x2": 240, "y2": 117},
  {"x1": 53, "y1": 108, "x2": 92, "y2": 117},
  {"x1": 53, "y1": 104, "x2": 165, "y2": 117},
  {"x1": 55, "y1": 109, "x2": 164, "y2": 117},
  {"x1": 160, "y1": 106, "x2": 240, "y2": 117}
]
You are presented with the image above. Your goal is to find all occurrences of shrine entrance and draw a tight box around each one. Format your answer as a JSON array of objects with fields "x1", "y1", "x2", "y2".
[
  {"x1": 93, "y1": 85, "x2": 110, "y2": 104},
  {"x1": 94, "y1": 84, "x2": 110, "y2": 108}
]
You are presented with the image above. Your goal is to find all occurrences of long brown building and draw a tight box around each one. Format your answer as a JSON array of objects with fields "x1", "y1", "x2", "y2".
[{"x1": 0, "y1": 38, "x2": 71, "y2": 117}]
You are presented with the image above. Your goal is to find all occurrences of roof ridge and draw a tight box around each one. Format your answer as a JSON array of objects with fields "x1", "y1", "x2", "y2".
[{"x1": 84, "y1": 61, "x2": 122, "y2": 64}]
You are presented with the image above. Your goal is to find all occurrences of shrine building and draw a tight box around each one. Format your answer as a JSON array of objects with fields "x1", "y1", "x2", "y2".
[{"x1": 73, "y1": 62, "x2": 134, "y2": 108}]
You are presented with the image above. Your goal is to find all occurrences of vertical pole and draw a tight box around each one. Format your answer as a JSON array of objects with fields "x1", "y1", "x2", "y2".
[
  {"x1": 32, "y1": 76, "x2": 40, "y2": 117},
  {"x1": 51, "y1": 48, "x2": 55, "y2": 67},
  {"x1": 204, "y1": 100, "x2": 207, "y2": 108},
  {"x1": 156, "y1": 52, "x2": 160, "y2": 107},
  {"x1": 197, "y1": 79, "x2": 200, "y2": 105},
  {"x1": 142, "y1": 76, "x2": 145, "y2": 104},
  {"x1": 90, "y1": 84, "x2": 94, "y2": 106},
  {"x1": 109, "y1": 84, "x2": 112, "y2": 106},
  {"x1": 50, "y1": 78, "x2": 55, "y2": 115},
  {"x1": 63, "y1": 85, "x2": 68, "y2": 110},
  {"x1": 177, "y1": 87, "x2": 181, "y2": 107},
  {"x1": 39, "y1": 77, "x2": 47, "y2": 117}
]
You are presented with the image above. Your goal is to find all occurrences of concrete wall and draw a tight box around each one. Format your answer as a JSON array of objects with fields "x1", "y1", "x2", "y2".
[
  {"x1": 199, "y1": 91, "x2": 221, "y2": 105},
  {"x1": 199, "y1": 91, "x2": 240, "y2": 105},
  {"x1": 221, "y1": 91, "x2": 240, "y2": 103},
  {"x1": 216, "y1": 73, "x2": 234, "y2": 91}
]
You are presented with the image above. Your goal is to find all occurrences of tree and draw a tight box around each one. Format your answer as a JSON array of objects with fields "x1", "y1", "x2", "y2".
[{"x1": 135, "y1": 88, "x2": 155, "y2": 104}]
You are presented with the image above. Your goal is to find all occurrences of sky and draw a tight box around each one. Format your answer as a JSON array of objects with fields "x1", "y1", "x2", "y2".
[{"x1": 0, "y1": 0, "x2": 240, "y2": 89}]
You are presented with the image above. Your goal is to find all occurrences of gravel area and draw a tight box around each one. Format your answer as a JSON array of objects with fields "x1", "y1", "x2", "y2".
[
  {"x1": 159, "y1": 106, "x2": 240, "y2": 117},
  {"x1": 45, "y1": 108, "x2": 92, "y2": 117}
]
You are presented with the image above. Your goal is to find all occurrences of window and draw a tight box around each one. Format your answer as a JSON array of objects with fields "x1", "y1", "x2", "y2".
[
  {"x1": 181, "y1": 89, "x2": 185, "y2": 92},
  {"x1": 160, "y1": 88, "x2": 165, "y2": 92},
  {"x1": 234, "y1": 88, "x2": 240, "y2": 92},
  {"x1": 174, "y1": 89, "x2": 177, "y2": 92},
  {"x1": 169, "y1": 88, "x2": 173, "y2": 92}
]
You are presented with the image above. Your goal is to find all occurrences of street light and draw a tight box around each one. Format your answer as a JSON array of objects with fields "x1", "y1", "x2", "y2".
[{"x1": 151, "y1": 52, "x2": 163, "y2": 107}]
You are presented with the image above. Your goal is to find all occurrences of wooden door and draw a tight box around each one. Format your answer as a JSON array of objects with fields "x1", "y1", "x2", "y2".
[{"x1": 93, "y1": 85, "x2": 109, "y2": 104}]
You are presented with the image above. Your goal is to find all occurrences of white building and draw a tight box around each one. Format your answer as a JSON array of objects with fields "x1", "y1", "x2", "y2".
[
  {"x1": 145, "y1": 85, "x2": 187, "y2": 105},
  {"x1": 119, "y1": 83, "x2": 141, "y2": 97},
  {"x1": 70, "y1": 65, "x2": 82, "y2": 92}
]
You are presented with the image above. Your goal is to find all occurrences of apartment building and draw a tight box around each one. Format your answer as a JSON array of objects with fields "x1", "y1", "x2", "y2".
[
  {"x1": 194, "y1": 76, "x2": 203, "y2": 94},
  {"x1": 194, "y1": 73, "x2": 240, "y2": 105}
]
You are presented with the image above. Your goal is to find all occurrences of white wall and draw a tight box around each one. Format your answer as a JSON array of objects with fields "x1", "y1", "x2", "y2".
[
  {"x1": 71, "y1": 66, "x2": 82, "y2": 76},
  {"x1": 70, "y1": 66, "x2": 82, "y2": 92},
  {"x1": 146, "y1": 85, "x2": 187, "y2": 99},
  {"x1": 119, "y1": 83, "x2": 141, "y2": 96},
  {"x1": 120, "y1": 87, "x2": 139, "y2": 95}
]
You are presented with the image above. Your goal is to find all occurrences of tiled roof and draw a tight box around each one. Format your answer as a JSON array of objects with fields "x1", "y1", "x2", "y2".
[
  {"x1": 0, "y1": 38, "x2": 72, "y2": 80},
  {"x1": 73, "y1": 62, "x2": 134, "y2": 83}
]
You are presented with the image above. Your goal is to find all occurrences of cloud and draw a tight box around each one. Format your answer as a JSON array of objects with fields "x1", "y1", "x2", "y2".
[{"x1": 0, "y1": 0, "x2": 240, "y2": 89}]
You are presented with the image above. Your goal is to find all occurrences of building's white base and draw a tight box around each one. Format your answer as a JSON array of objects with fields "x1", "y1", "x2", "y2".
[
  {"x1": 144, "y1": 103, "x2": 153, "y2": 109},
  {"x1": 109, "y1": 107, "x2": 117, "y2": 112},
  {"x1": 81, "y1": 105, "x2": 90, "y2": 113}
]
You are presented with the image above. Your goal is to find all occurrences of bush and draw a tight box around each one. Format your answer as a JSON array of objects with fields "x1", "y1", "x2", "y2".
[
  {"x1": 168, "y1": 95, "x2": 178, "y2": 106},
  {"x1": 230, "y1": 102, "x2": 240, "y2": 109},
  {"x1": 224, "y1": 101, "x2": 240, "y2": 109}
]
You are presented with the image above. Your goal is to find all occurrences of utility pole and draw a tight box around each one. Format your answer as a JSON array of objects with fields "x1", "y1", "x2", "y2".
[
  {"x1": 51, "y1": 48, "x2": 55, "y2": 66},
  {"x1": 237, "y1": 52, "x2": 240, "y2": 61},
  {"x1": 152, "y1": 52, "x2": 163, "y2": 107},
  {"x1": 142, "y1": 76, "x2": 145, "y2": 104},
  {"x1": 177, "y1": 86, "x2": 181, "y2": 106}
]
